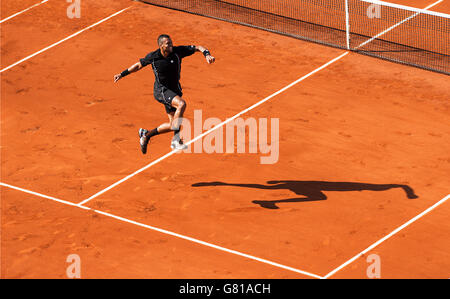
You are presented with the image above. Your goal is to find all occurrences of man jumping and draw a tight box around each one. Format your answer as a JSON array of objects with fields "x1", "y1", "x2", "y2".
[{"x1": 114, "y1": 34, "x2": 215, "y2": 154}]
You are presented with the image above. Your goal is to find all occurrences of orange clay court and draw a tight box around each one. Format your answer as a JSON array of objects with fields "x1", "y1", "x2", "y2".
[{"x1": 1, "y1": 0, "x2": 449, "y2": 279}]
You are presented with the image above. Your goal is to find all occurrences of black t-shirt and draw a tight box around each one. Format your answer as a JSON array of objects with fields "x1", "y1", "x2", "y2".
[{"x1": 140, "y1": 45, "x2": 196, "y2": 93}]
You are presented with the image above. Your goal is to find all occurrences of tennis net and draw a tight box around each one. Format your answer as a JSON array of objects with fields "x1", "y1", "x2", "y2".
[{"x1": 139, "y1": 0, "x2": 449, "y2": 74}]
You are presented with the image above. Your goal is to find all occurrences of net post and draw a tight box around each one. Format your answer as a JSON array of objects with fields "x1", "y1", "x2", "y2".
[{"x1": 344, "y1": 0, "x2": 351, "y2": 50}]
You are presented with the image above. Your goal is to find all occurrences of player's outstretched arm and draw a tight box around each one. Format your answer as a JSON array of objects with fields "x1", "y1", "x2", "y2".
[
  {"x1": 114, "y1": 61, "x2": 143, "y2": 83},
  {"x1": 195, "y1": 45, "x2": 215, "y2": 64}
]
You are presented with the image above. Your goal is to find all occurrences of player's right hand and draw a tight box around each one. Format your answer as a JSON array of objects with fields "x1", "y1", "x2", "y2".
[{"x1": 114, "y1": 74, "x2": 121, "y2": 83}]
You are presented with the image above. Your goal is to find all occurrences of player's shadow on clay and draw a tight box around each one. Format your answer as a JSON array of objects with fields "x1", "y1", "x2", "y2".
[{"x1": 191, "y1": 180, "x2": 419, "y2": 209}]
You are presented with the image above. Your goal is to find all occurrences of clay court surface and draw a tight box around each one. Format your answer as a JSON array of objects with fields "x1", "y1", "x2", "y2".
[{"x1": 1, "y1": 0, "x2": 449, "y2": 278}]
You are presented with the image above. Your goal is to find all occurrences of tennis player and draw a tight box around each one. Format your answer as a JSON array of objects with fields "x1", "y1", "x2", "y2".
[{"x1": 114, "y1": 34, "x2": 215, "y2": 154}]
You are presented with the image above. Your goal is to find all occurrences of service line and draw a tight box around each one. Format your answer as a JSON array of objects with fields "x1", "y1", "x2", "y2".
[
  {"x1": 2, "y1": 181, "x2": 449, "y2": 279},
  {"x1": 0, "y1": 181, "x2": 322, "y2": 279}
]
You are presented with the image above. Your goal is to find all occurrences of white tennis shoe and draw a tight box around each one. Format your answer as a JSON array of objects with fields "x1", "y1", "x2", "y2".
[{"x1": 171, "y1": 135, "x2": 187, "y2": 150}]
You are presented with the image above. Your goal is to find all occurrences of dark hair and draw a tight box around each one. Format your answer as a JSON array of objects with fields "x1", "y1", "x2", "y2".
[{"x1": 157, "y1": 34, "x2": 171, "y2": 46}]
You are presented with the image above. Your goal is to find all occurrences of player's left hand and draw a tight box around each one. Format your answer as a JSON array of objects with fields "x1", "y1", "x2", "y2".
[
  {"x1": 114, "y1": 74, "x2": 121, "y2": 82},
  {"x1": 205, "y1": 55, "x2": 215, "y2": 64}
]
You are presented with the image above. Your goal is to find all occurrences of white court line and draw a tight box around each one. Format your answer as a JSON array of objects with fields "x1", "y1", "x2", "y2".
[
  {"x1": 0, "y1": 182, "x2": 90, "y2": 210},
  {"x1": 77, "y1": 51, "x2": 350, "y2": 206},
  {"x1": 0, "y1": 181, "x2": 322, "y2": 279},
  {"x1": 0, "y1": 6, "x2": 131, "y2": 73},
  {"x1": 77, "y1": 0, "x2": 445, "y2": 206},
  {"x1": 356, "y1": 0, "x2": 443, "y2": 50},
  {"x1": 323, "y1": 194, "x2": 450, "y2": 279},
  {"x1": 0, "y1": 0, "x2": 49, "y2": 24},
  {"x1": 3, "y1": 0, "x2": 445, "y2": 279},
  {"x1": 319, "y1": 0, "x2": 448, "y2": 278},
  {"x1": 79, "y1": 0, "x2": 448, "y2": 278},
  {"x1": 2, "y1": 181, "x2": 449, "y2": 279},
  {"x1": 361, "y1": 0, "x2": 449, "y2": 18}
]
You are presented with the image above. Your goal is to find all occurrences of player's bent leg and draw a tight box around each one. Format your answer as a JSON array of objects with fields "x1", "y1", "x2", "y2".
[
  {"x1": 154, "y1": 112, "x2": 175, "y2": 135},
  {"x1": 167, "y1": 111, "x2": 175, "y2": 123},
  {"x1": 170, "y1": 96, "x2": 186, "y2": 131},
  {"x1": 170, "y1": 96, "x2": 187, "y2": 150},
  {"x1": 138, "y1": 112, "x2": 174, "y2": 155},
  {"x1": 156, "y1": 123, "x2": 172, "y2": 134}
]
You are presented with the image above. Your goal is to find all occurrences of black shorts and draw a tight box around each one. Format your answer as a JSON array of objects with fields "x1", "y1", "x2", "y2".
[{"x1": 154, "y1": 87, "x2": 182, "y2": 114}]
